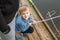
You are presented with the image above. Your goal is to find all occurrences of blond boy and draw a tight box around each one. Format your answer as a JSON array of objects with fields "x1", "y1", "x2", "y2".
[{"x1": 15, "y1": 5, "x2": 36, "y2": 36}]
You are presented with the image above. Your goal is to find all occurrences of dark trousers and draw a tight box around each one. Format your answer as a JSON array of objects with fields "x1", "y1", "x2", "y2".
[
  {"x1": 0, "y1": 10, "x2": 10, "y2": 34},
  {"x1": 21, "y1": 26, "x2": 34, "y2": 33},
  {"x1": 0, "y1": 0, "x2": 19, "y2": 34}
]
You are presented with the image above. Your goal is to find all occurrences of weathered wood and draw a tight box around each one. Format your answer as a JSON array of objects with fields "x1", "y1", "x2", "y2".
[
  {"x1": 29, "y1": 0, "x2": 58, "y2": 40},
  {"x1": 29, "y1": 2, "x2": 54, "y2": 40},
  {"x1": 15, "y1": 32, "x2": 28, "y2": 40},
  {"x1": 15, "y1": 0, "x2": 56, "y2": 40},
  {"x1": 31, "y1": 27, "x2": 41, "y2": 40}
]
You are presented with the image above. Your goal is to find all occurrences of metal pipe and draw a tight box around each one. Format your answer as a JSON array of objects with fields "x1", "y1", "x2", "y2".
[{"x1": 36, "y1": 15, "x2": 60, "y2": 23}]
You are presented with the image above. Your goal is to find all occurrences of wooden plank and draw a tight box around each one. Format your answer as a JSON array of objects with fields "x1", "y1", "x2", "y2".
[
  {"x1": 27, "y1": 27, "x2": 41, "y2": 40},
  {"x1": 16, "y1": 0, "x2": 56, "y2": 40},
  {"x1": 29, "y1": 0, "x2": 58, "y2": 39},
  {"x1": 31, "y1": 27, "x2": 41, "y2": 40},
  {"x1": 28, "y1": 34, "x2": 35, "y2": 40},
  {"x1": 29, "y1": 4, "x2": 54, "y2": 40},
  {"x1": 15, "y1": 32, "x2": 28, "y2": 40}
]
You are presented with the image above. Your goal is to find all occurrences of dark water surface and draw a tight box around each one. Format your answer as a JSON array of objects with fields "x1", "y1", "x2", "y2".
[{"x1": 32, "y1": 0, "x2": 60, "y2": 39}]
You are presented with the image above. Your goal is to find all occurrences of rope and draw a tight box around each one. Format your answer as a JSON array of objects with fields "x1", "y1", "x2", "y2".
[{"x1": 36, "y1": 15, "x2": 60, "y2": 23}]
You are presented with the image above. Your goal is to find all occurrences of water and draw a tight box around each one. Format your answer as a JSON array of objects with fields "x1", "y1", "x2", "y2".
[{"x1": 32, "y1": 0, "x2": 60, "y2": 40}]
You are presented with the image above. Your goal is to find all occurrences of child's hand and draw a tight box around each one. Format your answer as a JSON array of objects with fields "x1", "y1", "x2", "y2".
[
  {"x1": 29, "y1": 21, "x2": 37, "y2": 26},
  {"x1": 32, "y1": 21, "x2": 37, "y2": 24},
  {"x1": 29, "y1": 23, "x2": 32, "y2": 26}
]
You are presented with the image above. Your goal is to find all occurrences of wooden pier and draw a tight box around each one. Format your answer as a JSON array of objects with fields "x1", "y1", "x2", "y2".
[{"x1": 15, "y1": 0, "x2": 58, "y2": 40}]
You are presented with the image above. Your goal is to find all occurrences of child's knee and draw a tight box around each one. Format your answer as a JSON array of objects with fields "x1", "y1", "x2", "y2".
[{"x1": 30, "y1": 27, "x2": 34, "y2": 33}]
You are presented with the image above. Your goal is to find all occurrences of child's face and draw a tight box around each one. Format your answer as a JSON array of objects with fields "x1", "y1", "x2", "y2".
[{"x1": 21, "y1": 9, "x2": 30, "y2": 20}]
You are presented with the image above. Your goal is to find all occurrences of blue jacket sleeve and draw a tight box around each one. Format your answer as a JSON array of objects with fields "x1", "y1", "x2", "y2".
[
  {"x1": 16, "y1": 22, "x2": 29, "y2": 32},
  {"x1": 28, "y1": 16, "x2": 34, "y2": 23}
]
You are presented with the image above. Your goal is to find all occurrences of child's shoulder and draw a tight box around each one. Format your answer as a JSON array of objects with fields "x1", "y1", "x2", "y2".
[
  {"x1": 16, "y1": 15, "x2": 22, "y2": 23},
  {"x1": 16, "y1": 15, "x2": 21, "y2": 20},
  {"x1": 16, "y1": 15, "x2": 21, "y2": 19}
]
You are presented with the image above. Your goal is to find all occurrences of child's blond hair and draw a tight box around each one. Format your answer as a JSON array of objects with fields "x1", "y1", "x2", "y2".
[{"x1": 19, "y1": 5, "x2": 30, "y2": 14}]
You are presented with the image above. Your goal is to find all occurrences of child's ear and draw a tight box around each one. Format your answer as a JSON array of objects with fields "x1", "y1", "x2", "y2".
[{"x1": 28, "y1": 13, "x2": 32, "y2": 18}]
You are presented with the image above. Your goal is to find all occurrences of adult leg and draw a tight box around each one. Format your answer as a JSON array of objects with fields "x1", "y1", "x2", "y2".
[
  {"x1": 5, "y1": 13, "x2": 17, "y2": 40},
  {"x1": 0, "y1": 10, "x2": 10, "y2": 34}
]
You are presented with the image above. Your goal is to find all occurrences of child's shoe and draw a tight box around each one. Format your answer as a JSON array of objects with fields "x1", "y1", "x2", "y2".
[
  {"x1": 22, "y1": 33, "x2": 28, "y2": 36},
  {"x1": 15, "y1": 37, "x2": 23, "y2": 40}
]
